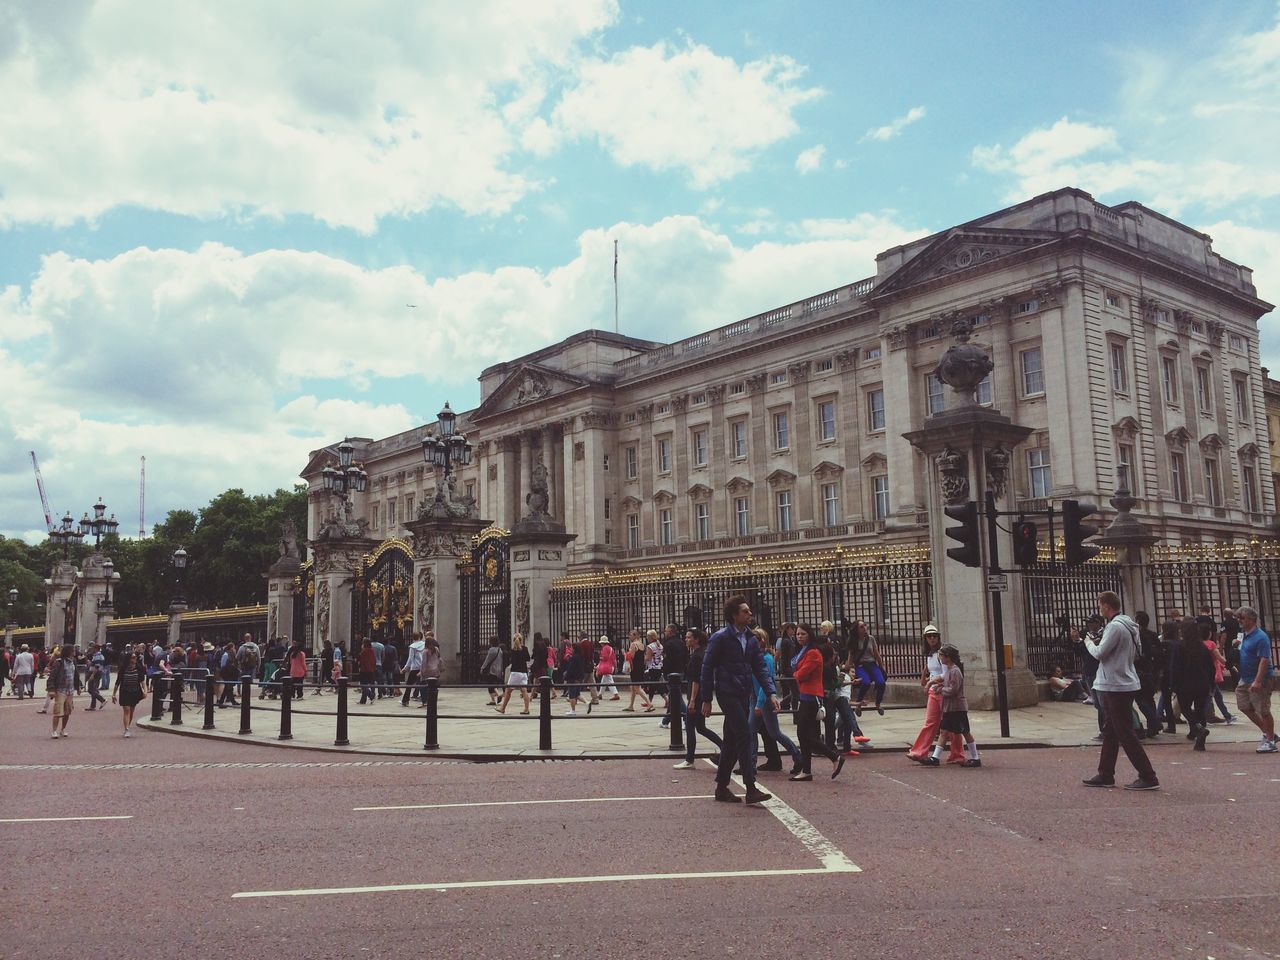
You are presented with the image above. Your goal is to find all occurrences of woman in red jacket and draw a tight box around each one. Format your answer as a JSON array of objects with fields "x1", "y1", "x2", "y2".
[
  {"x1": 356, "y1": 638, "x2": 378, "y2": 705},
  {"x1": 790, "y1": 623, "x2": 845, "y2": 781}
]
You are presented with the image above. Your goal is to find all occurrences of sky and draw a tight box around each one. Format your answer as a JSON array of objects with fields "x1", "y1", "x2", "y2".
[{"x1": 1, "y1": 0, "x2": 1278, "y2": 542}]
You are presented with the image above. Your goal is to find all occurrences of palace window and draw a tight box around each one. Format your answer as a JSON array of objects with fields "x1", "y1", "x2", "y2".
[
  {"x1": 1016, "y1": 299, "x2": 1039, "y2": 315},
  {"x1": 692, "y1": 392, "x2": 706, "y2": 405},
  {"x1": 1020, "y1": 347, "x2": 1045, "y2": 397},
  {"x1": 773, "y1": 410, "x2": 790, "y2": 450},
  {"x1": 1243, "y1": 463, "x2": 1260, "y2": 513},
  {"x1": 695, "y1": 502, "x2": 710, "y2": 540},
  {"x1": 864, "y1": 345, "x2": 882, "y2": 361},
  {"x1": 731, "y1": 420, "x2": 747, "y2": 459},
  {"x1": 814, "y1": 358, "x2": 834, "y2": 373},
  {"x1": 1228, "y1": 333, "x2": 1244, "y2": 352},
  {"x1": 821, "y1": 482, "x2": 840, "y2": 527},
  {"x1": 1110, "y1": 341, "x2": 1128, "y2": 393},
  {"x1": 974, "y1": 372, "x2": 993, "y2": 406},
  {"x1": 817, "y1": 400, "x2": 836, "y2": 441},
  {"x1": 1170, "y1": 452, "x2": 1188, "y2": 501},
  {"x1": 1160, "y1": 355, "x2": 1179, "y2": 404},
  {"x1": 1105, "y1": 291, "x2": 1123, "y2": 311},
  {"x1": 1195, "y1": 365, "x2": 1213, "y2": 414},
  {"x1": 734, "y1": 497, "x2": 750, "y2": 536},
  {"x1": 405, "y1": 493, "x2": 415, "y2": 518},
  {"x1": 1234, "y1": 375, "x2": 1250, "y2": 421},
  {"x1": 626, "y1": 514, "x2": 639, "y2": 549},
  {"x1": 371, "y1": 503, "x2": 380, "y2": 532},
  {"x1": 729, "y1": 382, "x2": 746, "y2": 396},
  {"x1": 692, "y1": 429, "x2": 708, "y2": 467},
  {"x1": 625, "y1": 445, "x2": 638, "y2": 480},
  {"x1": 656, "y1": 437, "x2": 671, "y2": 474},
  {"x1": 656, "y1": 402, "x2": 670, "y2": 415},
  {"x1": 603, "y1": 498, "x2": 611, "y2": 519},
  {"x1": 1204, "y1": 458, "x2": 1222, "y2": 507},
  {"x1": 659, "y1": 508, "x2": 673, "y2": 545},
  {"x1": 926, "y1": 373, "x2": 945, "y2": 415},
  {"x1": 872, "y1": 475, "x2": 890, "y2": 520},
  {"x1": 776, "y1": 490, "x2": 793, "y2": 532},
  {"x1": 1117, "y1": 444, "x2": 1136, "y2": 494},
  {"x1": 771, "y1": 371, "x2": 788, "y2": 385},
  {"x1": 1027, "y1": 448, "x2": 1052, "y2": 499},
  {"x1": 867, "y1": 389, "x2": 885, "y2": 432},
  {"x1": 387, "y1": 499, "x2": 397, "y2": 527}
]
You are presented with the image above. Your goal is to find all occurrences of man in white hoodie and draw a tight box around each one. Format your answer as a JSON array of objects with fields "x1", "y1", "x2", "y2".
[{"x1": 1082, "y1": 592, "x2": 1159, "y2": 791}]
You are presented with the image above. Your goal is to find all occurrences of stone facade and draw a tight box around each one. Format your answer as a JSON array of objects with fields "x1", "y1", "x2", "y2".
[{"x1": 302, "y1": 187, "x2": 1275, "y2": 568}]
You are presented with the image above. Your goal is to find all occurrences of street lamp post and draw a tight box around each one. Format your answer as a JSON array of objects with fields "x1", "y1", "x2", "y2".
[
  {"x1": 98, "y1": 560, "x2": 116, "y2": 612},
  {"x1": 171, "y1": 547, "x2": 189, "y2": 607},
  {"x1": 6, "y1": 587, "x2": 16, "y2": 626},
  {"x1": 48, "y1": 511, "x2": 85, "y2": 558},
  {"x1": 421, "y1": 402, "x2": 473, "y2": 513},
  {"x1": 78, "y1": 497, "x2": 119, "y2": 551}
]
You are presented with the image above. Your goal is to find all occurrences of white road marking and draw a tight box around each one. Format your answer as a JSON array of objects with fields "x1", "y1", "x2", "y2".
[
  {"x1": 233, "y1": 866, "x2": 847, "y2": 900},
  {"x1": 703, "y1": 759, "x2": 862, "y2": 872},
  {"x1": 870, "y1": 772, "x2": 1032, "y2": 842},
  {"x1": 354, "y1": 794, "x2": 712, "y2": 812},
  {"x1": 0, "y1": 815, "x2": 133, "y2": 824}
]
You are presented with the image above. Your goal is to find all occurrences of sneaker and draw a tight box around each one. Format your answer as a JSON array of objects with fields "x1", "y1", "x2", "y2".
[
  {"x1": 1091, "y1": 733, "x2": 1106, "y2": 742},
  {"x1": 50, "y1": 730, "x2": 58, "y2": 739},
  {"x1": 744, "y1": 786, "x2": 772, "y2": 804},
  {"x1": 1081, "y1": 774, "x2": 1115, "y2": 787},
  {"x1": 564, "y1": 709, "x2": 576, "y2": 717},
  {"x1": 586, "y1": 701, "x2": 594, "y2": 715},
  {"x1": 1257, "y1": 738, "x2": 1279, "y2": 754},
  {"x1": 920, "y1": 756, "x2": 940, "y2": 767},
  {"x1": 672, "y1": 760, "x2": 695, "y2": 770},
  {"x1": 1225, "y1": 715, "x2": 1238, "y2": 725},
  {"x1": 788, "y1": 771, "x2": 813, "y2": 781},
  {"x1": 843, "y1": 749, "x2": 861, "y2": 757},
  {"x1": 123, "y1": 730, "x2": 131, "y2": 738},
  {"x1": 713, "y1": 786, "x2": 741, "y2": 804},
  {"x1": 59, "y1": 730, "x2": 68, "y2": 738},
  {"x1": 1193, "y1": 727, "x2": 1209, "y2": 751},
  {"x1": 659, "y1": 719, "x2": 668, "y2": 728},
  {"x1": 876, "y1": 705, "x2": 885, "y2": 716},
  {"x1": 1123, "y1": 777, "x2": 1159, "y2": 791},
  {"x1": 854, "y1": 736, "x2": 871, "y2": 744},
  {"x1": 962, "y1": 758, "x2": 982, "y2": 768}
]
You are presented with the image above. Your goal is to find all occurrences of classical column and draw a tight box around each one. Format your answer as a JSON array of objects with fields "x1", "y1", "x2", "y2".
[
  {"x1": 560, "y1": 419, "x2": 576, "y2": 549},
  {"x1": 519, "y1": 432, "x2": 532, "y2": 520},
  {"x1": 789, "y1": 361, "x2": 814, "y2": 526},
  {"x1": 44, "y1": 561, "x2": 76, "y2": 651},
  {"x1": 75, "y1": 554, "x2": 111, "y2": 651},
  {"x1": 671, "y1": 393, "x2": 690, "y2": 540},
  {"x1": 883, "y1": 326, "x2": 925, "y2": 523},
  {"x1": 541, "y1": 429, "x2": 555, "y2": 519},
  {"x1": 579, "y1": 411, "x2": 614, "y2": 562},
  {"x1": 266, "y1": 525, "x2": 302, "y2": 644},
  {"x1": 747, "y1": 374, "x2": 768, "y2": 532},
  {"x1": 707, "y1": 385, "x2": 727, "y2": 534},
  {"x1": 835, "y1": 348, "x2": 866, "y2": 520}
]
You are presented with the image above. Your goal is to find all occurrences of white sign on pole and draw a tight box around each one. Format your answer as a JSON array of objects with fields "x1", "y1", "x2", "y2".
[{"x1": 986, "y1": 573, "x2": 1009, "y2": 593}]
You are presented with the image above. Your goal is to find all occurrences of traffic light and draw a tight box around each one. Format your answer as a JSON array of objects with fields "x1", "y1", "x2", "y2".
[
  {"x1": 1011, "y1": 520, "x2": 1038, "y2": 567},
  {"x1": 943, "y1": 501, "x2": 981, "y2": 568},
  {"x1": 1061, "y1": 499, "x2": 1101, "y2": 566}
]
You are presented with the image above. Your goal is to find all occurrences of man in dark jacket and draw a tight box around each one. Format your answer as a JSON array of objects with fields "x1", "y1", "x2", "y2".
[
  {"x1": 660, "y1": 624, "x2": 688, "y2": 730},
  {"x1": 701, "y1": 596, "x2": 776, "y2": 805}
]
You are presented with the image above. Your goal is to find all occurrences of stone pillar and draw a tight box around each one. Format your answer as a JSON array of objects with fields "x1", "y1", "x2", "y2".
[
  {"x1": 75, "y1": 554, "x2": 112, "y2": 651},
  {"x1": 308, "y1": 537, "x2": 374, "y2": 656},
  {"x1": 167, "y1": 604, "x2": 186, "y2": 647},
  {"x1": 541, "y1": 429, "x2": 555, "y2": 519},
  {"x1": 265, "y1": 526, "x2": 302, "y2": 643},
  {"x1": 519, "y1": 432, "x2": 532, "y2": 517},
  {"x1": 44, "y1": 560, "x2": 76, "y2": 651},
  {"x1": 509, "y1": 533, "x2": 575, "y2": 642},
  {"x1": 1100, "y1": 486, "x2": 1161, "y2": 617},
  {"x1": 405, "y1": 514, "x2": 490, "y2": 683}
]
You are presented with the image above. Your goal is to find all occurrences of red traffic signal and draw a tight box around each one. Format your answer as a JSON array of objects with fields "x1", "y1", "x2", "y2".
[{"x1": 1011, "y1": 520, "x2": 1038, "y2": 566}]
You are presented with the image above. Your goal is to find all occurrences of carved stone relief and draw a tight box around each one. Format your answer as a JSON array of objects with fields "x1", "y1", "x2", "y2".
[
  {"x1": 515, "y1": 580, "x2": 530, "y2": 637},
  {"x1": 935, "y1": 447, "x2": 969, "y2": 505},
  {"x1": 985, "y1": 446, "x2": 1011, "y2": 500},
  {"x1": 316, "y1": 580, "x2": 331, "y2": 644},
  {"x1": 416, "y1": 568, "x2": 435, "y2": 632}
]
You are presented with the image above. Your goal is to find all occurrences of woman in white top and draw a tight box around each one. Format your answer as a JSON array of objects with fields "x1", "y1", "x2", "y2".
[{"x1": 907, "y1": 625, "x2": 965, "y2": 763}]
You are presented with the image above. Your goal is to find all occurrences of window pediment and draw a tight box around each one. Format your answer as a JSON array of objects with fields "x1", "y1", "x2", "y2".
[
  {"x1": 1199, "y1": 433, "x2": 1223, "y2": 453},
  {"x1": 766, "y1": 469, "x2": 797, "y2": 489},
  {"x1": 860, "y1": 452, "x2": 887, "y2": 473},
  {"x1": 1165, "y1": 427, "x2": 1192, "y2": 450},
  {"x1": 813, "y1": 460, "x2": 844, "y2": 480},
  {"x1": 687, "y1": 483, "x2": 713, "y2": 500},
  {"x1": 1111, "y1": 416, "x2": 1141, "y2": 442},
  {"x1": 726, "y1": 476, "x2": 753, "y2": 494}
]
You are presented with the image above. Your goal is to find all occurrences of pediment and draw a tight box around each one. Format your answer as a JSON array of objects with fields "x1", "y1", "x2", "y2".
[
  {"x1": 300, "y1": 446, "x2": 338, "y2": 479},
  {"x1": 472, "y1": 362, "x2": 589, "y2": 420},
  {"x1": 687, "y1": 483, "x2": 713, "y2": 500},
  {"x1": 653, "y1": 489, "x2": 676, "y2": 505},
  {"x1": 873, "y1": 227, "x2": 1059, "y2": 298},
  {"x1": 1111, "y1": 417, "x2": 1141, "y2": 442},
  {"x1": 1239, "y1": 442, "x2": 1261, "y2": 461},
  {"x1": 726, "y1": 476, "x2": 753, "y2": 494},
  {"x1": 1199, "y1": 432, "x2": 1223, "y2": 453},
  {"x1": 620, "y1": 496, "x2": 642, "y2": 510},
  {"x1": 766, "y1": 468, "x2": 797, "y2": 489},
  {"x1": 1165, "y1": 427, "x2": 1192, "y2": 450},
  {"x1": 813, "y1": 460, "x2": 844, "y2": 480},
  {"x1": 861, "y1": 452, "x2": 888, "y2": 472}
]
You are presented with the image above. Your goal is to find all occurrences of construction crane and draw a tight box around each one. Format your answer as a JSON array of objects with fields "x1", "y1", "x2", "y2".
[
  {"x1": 30, "y1": 450, "x2": 54, "y2": 533},
  {"x1": 139, "y1": 455, "x2": 146, "y2": 537}
]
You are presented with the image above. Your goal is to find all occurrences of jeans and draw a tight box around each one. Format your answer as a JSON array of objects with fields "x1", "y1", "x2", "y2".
[
  {"x1": 684, "y1": 709, "x2": 724, "y2": 763},
  {"x1": 751, "y1": 703, "x2": 800, "y2": 766},
  {"x1": 1097, "y1": 691, "x2": 1156, "y2": 781},
  {"x1": 402, "y1": 670, "x2": 420, "y2": 705},
  {"x1": 87, "y1": 677, "x2": 105, "y2": 708},
  {"x1": 1177, "y1": 684, "x2": 1208, "y2": 729},
  {"x1": 1210, "y1": 684, "x2": 1234, "y2": 720},
  {"x1": 796, "y1": 698, "x2": 838, "y2": 774},
  {"x1": 714, "y1": 695, "x2": 756, "y2": 788},
  {"x1": 1135, "y1": 687, "x2": 1161, "y2": 731},
  {"x1": 358, "y1": 671, "x2": 376, "y2": 704},
  {"x1": 15, "y1": 675, "x2": 33, "y2": 698},
  {"x1": 854, "y1": 664, "x2": 886, "y2": 707},
  {"x1": 831, "y1": 696, "x2": 860, "y2": 749}
]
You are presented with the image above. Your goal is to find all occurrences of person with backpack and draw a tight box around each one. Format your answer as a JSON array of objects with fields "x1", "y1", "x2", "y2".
[
  {"x1": 1081, "y1": 592, "x2": 1159, "y2": 791},
  {"x1": 47, "y1": 645, "x2": 81, "y2": 739},
  {"x1": 217, "y1": 641, "x2": 241, "y2": 707}
]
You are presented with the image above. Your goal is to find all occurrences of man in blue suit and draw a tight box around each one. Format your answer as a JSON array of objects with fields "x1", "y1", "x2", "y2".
[{"x1": 701, "y1": 595, "x2": 778, "y2": 804}]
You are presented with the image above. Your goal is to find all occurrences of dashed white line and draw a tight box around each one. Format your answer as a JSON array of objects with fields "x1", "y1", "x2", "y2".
[
  {"x1": 354, "y1": 794, "x2": 712, "y2": 812},
  {"x1": 0, "y1": 815, "x2": 133, "y2": 824}
]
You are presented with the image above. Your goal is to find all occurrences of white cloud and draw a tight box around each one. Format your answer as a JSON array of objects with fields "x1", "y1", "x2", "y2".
[
  {"x1": 795, "y1": 144, "x2": 826, "y2": 174},
  {"x1": 0, "y1": 0, "x2": 618, "y2": 231},
  {"x1": 861, "y1": 105, "x2": 926, "y2": 142},
  {"x1": 0, "y1": 211, "x2": 926, "y2": 539},
  {"x1": 1197, "y1": 220, "x2": 1280, "y2": 371},
  {"x1": 548, "y1": 40, "x2": 823, "y2": 188}
]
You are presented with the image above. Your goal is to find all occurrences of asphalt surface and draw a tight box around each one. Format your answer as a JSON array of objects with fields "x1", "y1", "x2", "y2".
[{"x1": 1, "y1": 697, "x2": 1277, "y2": 960}]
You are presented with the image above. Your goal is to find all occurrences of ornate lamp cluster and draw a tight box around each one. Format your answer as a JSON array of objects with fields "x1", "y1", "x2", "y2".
[
  {"x1": 80, "y1": 497, "x2": 119, "y2": 549},
  {"x1": 48, "y1": 510, "x2": 85, "y2": 557},
  {"x1": 421, "y1": 402, "x2": 473, "y2": 476},
  {"x1": 320, "y1": 440, "x2": 369, "y2": 497}
]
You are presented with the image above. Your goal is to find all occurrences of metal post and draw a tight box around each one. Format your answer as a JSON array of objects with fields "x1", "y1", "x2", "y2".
[
  {"x1": 150, "y1": 674, "x2": 164, "y2": 721},
  {"x1": 238, "y1": 676, "x2": 252, "y2": 735},
  {"x1": 538, "y1": 675, "x2": 552, "y2": 750},
  {"x1": 279, "y1": 677, "x2": 293, "y2": 740},
  {"x1": 985, "y1": 490, "x2": 1011, "y2": 738},
  {"x1": 423, "y1": 677, "x2": 439, "y2": 750},
  {"x1": 334, "y1": 676, "x2": 350, "y2": 746},
  {"x1": 170, "y1": 672, "x2": 183, "y2": 726},
  {"x1": 666, "y1": 673, "x2": 684, "y2": 750},
  {"x1": 203, "y1": 675, "x2": 215, "y2": 730}
]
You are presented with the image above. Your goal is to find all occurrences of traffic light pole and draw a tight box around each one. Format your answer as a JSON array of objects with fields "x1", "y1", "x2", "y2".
[{"x1": 984, "y1": 490, "x2": 1011, "y2": 738}]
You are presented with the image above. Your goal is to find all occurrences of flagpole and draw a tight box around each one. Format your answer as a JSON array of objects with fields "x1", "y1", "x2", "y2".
[{"x1": 613, "y1": 239, "x2": 619, "y2": 334}]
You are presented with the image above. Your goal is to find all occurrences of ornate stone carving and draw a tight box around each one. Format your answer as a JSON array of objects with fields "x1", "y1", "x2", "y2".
[
  {"x1": 636, "y1": 403, "x2": 654, "y2": 422},
  {"x1": 726, "y1": 476, "x2": 753, "y2": 494},
  {"x1": 1165, "y1": 426, "x2": 1192, "y2": 451},
  {"x1": 416, "y1": 567, "x2": 435, "y2": 631},
  {"x1": 267, "y1": 604, "x2": 277, "y2": 639},
  {"x1": 687, "y1": 483, "x2": 713, "y2": 500},
  {"x1": 886, "y1": 326, "x2": 914, "y2": 352},
  {"x1": 929, "y1": 244, "x2": 1006, "y2": 278},
  {"x1": 765, "y1": 469, "x2": 796, "y2": 489},
  {"x1": 524, "y1": 458, "x2": 551, "y2": 518},
  {"x1": 515, "y1": 579, "x2": 530, "y2": 637},
  {"x1": 472, "y1": 440, "x2": 490, "y2": 458},
  {"x1": 935, "y1": 447, "x2": 969, "y2": 505},
  {"x1": 812, "y1": 460, "x2": 844, "y2": 480},
  {"x1": 1111, "y1": 417, "x2": 1141, "y2": 442},
  {"x1": 653, "y1": 489, "x2": 676, "y2": 505},
  {"x1": 278, "y1": 521, "x2": 300, "y2": 561},
  {"x1": 538, "y1": 550, "x2": 562, "y2": 561},
  {"x1": 1199, "y1": 432, "x2": 1223, "y2": 453},
  {"x1": 787, "y1": 360, "x2": 811, "y2": 383},
  {"x1": 315, "y1": 494, "x2": 370, "y2": 542},
  {"x1": 316, "y1": 580, "x2": 331, "y2": 644},
  {"x1": 413, "y1": 531, "x2": 471, "y2": 559},
  {"x1": 835, "y1": 349, "x2": 857, "y2": 370},
  {"x1": 1205, "y1": 319, "x2": 1225, "y2": 343},
  {"x1": 933, "y1": 317, "x2": 994, "y2": 407},
  {"x1": 1174, "y1": 309, "x2": 1196, "y2": 335},
  {"x1": 581, "y1": 410, "x2": 616, "y2": 429},
  {"x1": 745, "y1": 373, "x2": 767, "y2": 395},
  {"x1": 1238, "y1": 442, "x2": 1261, "y2": 462},
  {"x1": 1138, "y1": 296, "x2": 1163, "y2": 323},
  {"x1": 620, "y1": 495, "x2": 642, "y2": 510},
  {"x1": 1033, "y1": 283, "x2": 1063, "y2": 306},
  {"x1": 314, "y1": 545, "x2": 366, "y2": 576},
  {"x1": 515, "y1": 371, "x2": 551, "y2": 405},
  {"x1": 985, "y1": 446, "x2": 1011, "y2": 500},
  {"x1": 860, "y1": 452, "x2": 887, "y2": 473},
  {"x1": 488, "y1": 464, "x2": 498, "y2": 480},
  {"x1": 671, "y1": 393, "x2": 689, "y2": 414},
  {"x1": 419, "y1": 470, "x2": 476, "y2": 520},
  {"x1": 707, "y1": 384, "x2": 726, "y2": 405},
  {"x1": 559, "y1": 416, "x2": 577, "y2": 433},
  {"x1": 574, "y1": 441, "x2": 585, "y2": 461}
]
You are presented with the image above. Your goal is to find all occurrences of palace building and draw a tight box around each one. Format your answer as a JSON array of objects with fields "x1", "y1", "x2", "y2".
[{"x1": 301, "y1": 187, "x2": 1275, "y2": 571}]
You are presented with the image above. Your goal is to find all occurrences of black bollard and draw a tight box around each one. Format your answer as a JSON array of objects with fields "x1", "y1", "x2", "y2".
[
  {"x1": 238, "y1": 676, "x2": 252, "y2": 735},
  {"x1": 170, "y1": 673, "x2": 183, "y2": 726},
  {"x1": 203, "y1": 675, "x2": 215, "y2": 730},
  {"x1": 150, "y1": 675, "x2": 164, "y2": 721},
  {"x1": 538, "y1": 675, "x2": 552, "y2": 750},
  {"x1": 666, "y1": 673, "x2": 684, "y2": 751},
  {"x1": 423, "y1": 677, "x2": 438, "y2": 750},
  {"x1": 334, "y1": 676, "x2": 350, "y2": 746},
  {"x1": 279, "y1": 677, "x2": 293, "y2": 740}
]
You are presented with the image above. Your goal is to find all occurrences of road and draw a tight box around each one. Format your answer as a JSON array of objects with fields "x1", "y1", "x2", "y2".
[{"x1": 1, "y1": 698, "x2": 1276, "y2": 959}]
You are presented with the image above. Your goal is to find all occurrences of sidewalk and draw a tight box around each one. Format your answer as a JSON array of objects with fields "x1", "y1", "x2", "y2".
[{"x1": 135, "y1": 686, "x2": 1269, "y2": 759}]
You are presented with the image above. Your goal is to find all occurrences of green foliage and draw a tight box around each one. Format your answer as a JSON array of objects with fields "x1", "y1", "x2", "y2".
[{"x1": 2, "y1": 486, "x2": 308, "y2": 621}]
